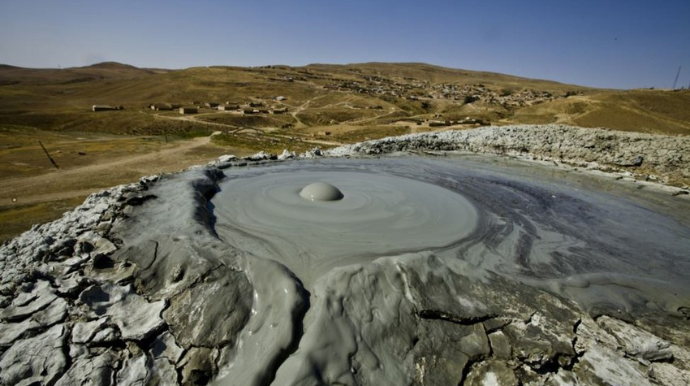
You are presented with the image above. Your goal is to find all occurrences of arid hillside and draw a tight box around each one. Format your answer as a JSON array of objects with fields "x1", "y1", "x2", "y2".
[
  {"x1": 1, "y1": 61, "x2": 689, "y2": 242},
  {"x1": 2, "y1": 61, "x2": 688, "y2": 139}
]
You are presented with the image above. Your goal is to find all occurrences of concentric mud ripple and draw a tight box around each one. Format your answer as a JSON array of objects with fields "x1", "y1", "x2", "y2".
[
  {"x1": 212, "y1": 157, "x2": 690, "y2": 316},
  {"x1": 214, "y1": 169, "x2": 478, "y2": 286}
]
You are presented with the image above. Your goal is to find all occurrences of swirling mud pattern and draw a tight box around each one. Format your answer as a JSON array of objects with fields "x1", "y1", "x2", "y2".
[
  {"x1": 206, "y1": 155, "x2": 690, "y2": 385},
  {"x1": 214, "y1": 157, "x2": 690, "y2": 314}
]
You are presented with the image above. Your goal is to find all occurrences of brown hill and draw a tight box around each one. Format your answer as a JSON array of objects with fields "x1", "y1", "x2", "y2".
[
  {"x1": 2, "y1": 61, "x2": 687, "y2": 139},
  {"x1": 1, "y1": 61, "x2": 689, "y2": 242},
  {"x1": 512, "y1": 89, "x2": 690, "y2": 135},
  {"x1": 0, "y1": 61, "x2": 157, "y2": 86},
  {"x1": 307, "y1": 62, "x2": 587, "y2": 91}
]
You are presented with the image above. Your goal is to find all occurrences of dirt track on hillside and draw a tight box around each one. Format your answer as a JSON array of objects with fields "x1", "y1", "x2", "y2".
[{"x1": 0, "y1": 136, "x2": 233, "y2": 205}]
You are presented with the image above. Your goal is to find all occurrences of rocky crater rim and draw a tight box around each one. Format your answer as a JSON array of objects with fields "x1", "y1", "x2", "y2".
[{"x1": 322, "y1": 124, "x2": 690, "y2": 189}]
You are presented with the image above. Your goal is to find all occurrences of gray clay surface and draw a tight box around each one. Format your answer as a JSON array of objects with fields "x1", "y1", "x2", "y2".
[{"x1": 1, "y1": 125, "x2": 690, "y2": 386}]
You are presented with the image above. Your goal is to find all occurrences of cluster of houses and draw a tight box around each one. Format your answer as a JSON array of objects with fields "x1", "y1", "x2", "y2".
[
  {"x1": 146, "y1": 103, "x2": 197, "y2": 115},
  {"x1": 322, "y1": 74, "x2": 566, "y2": 109},
  {"x1": 146, "y1": 98, "x2": 289, "y2": 115},
  {"x1": 324, "y1": 76, "x2": 423, "y2": 98},
  {"x1": 426, "y1": 117, "x2": 490, "y2": 127},
  {"x1": 421, "y1": 84, "x2": 563, "y2": 108}
]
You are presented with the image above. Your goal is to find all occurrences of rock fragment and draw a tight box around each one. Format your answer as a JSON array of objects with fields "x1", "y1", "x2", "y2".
[
  {"x1": 575, "y1": 345, "x2": 653, "y2": 386},
  {"x1": 77, "y1": 231, "x2": 117, "y2": 257},
  {"x1": 163, "y1": 266, "x2": 252, "y2": 349},
  {"x1": 488, "y1": 331, "x2": 512, "y2": 360},
  {"x1": 464, "y1": 360, "x2": 519, "y2": 386},
  {"x1": 153, "y1": 358, "x2": 179, "y2": 385},
  {"x1": 0, "y1": 280, "x2": 57, "y2": 322},
  {"x1": 178, "y1": 347, "x2": 218, "y2": 385},
  {"x1": 598, "y1": 315, "x2": 673, "y2": 363},
  {"x1": 0, "y1": 319, "x2": 40, "y2": 347},
  {"x1": 0, "y1": 324, "x2": 67, "y2": 385},
  {"x1": 117, "y1": 354, "x2": 151, "y2": 386},
  {"x1": 32, "y1": 296, "x2": 68, "y2": 327},
  {"x1": 79, "y1": 283, "x2": 166, "y2": 341},
  {"x1": 72, "y1": 317, "x2": 110, "y2": 344},
  {"x1": 151, "y1": 331, "x2": 185, "y2": 365},
  {"x1": 55, "y1": 350, "x2": 119, "y2": 386},
  {"x1": 91, "y1": 327, "x2": 120, "y2": 345}
]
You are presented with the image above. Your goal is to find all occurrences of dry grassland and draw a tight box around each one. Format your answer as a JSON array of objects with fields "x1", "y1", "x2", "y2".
[{"x1": 1, "y1": 62, "x2": 688, "y2": 241}]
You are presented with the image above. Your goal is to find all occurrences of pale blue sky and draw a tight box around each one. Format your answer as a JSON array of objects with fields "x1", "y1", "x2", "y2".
[{"x1": 1, "y1": 0, "x2": 689, "y2": 89}]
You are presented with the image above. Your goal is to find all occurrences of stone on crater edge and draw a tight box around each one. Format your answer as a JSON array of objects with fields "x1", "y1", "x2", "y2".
[
  {"x1": 179, "y1": 347, "x2": 218, "y2": 386},
  {"x1": 91, "y1": 327, "x2": 120, "y2": 345},
  {"x1": 77, "y1": 231, "x2": 117, "y2": 257},
  {"x1": 151, "y1": 331, "x2": 185, "y2": 365},
  {"x1": 116, "y1": 354, "x2": 151, "y2": 386},
  {"x1": 72, "y1": 317, "x2": 110, "y2": 344},
  {"x1": 79, "y1": 283, "x2": 166, "y2": 341},
  {"x1": 0, "y1": 324, "x2": 67, "y2": 385},
  {"x1": 32, "y1": 297, "x2": 68, "y2": 327},
  {"x1": 0, "y1": 319, "x2": 40, "y2": 347},
  {"x1": 163, "y1": 266, "x2": 252, "y2": 349},
  {"x1": 464, "y1": 360, "x2": 519, "y2": 386},
  {"x1": 598, "y1": 315, "x2": 673, "y2": 363},
  {"x1": 54, "y1": 350, "x2": 118, "y2": 386},
  {"x1": 0, "y1": 280, "x2": 57, "y2": 322}
]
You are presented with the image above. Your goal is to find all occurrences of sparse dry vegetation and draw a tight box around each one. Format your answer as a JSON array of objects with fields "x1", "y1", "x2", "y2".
[{"x1": 1, "y1": 61, "x2": 689, "y2": 241}]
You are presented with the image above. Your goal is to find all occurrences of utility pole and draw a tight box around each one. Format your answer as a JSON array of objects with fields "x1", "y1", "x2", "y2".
[{"x1": 673, "y1": 66, "x2": 682, "y2": 89}]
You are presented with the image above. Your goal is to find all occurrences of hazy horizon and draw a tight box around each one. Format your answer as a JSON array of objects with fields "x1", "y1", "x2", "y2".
[{"x1": 1, "y1": 0, "x2": 689, "y2": 90}]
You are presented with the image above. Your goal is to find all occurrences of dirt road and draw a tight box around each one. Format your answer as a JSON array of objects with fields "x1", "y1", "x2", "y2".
[
  {"x1": 0, "y1": 135, "x2": 253, "y2": 242},
  {"x1": 0, "y1": 136, "x2": 231, "y2": 205}
]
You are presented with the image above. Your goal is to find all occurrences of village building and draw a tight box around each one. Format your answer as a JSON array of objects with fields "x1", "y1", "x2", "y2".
[
  {"x1": 179, "y1": 107, "x2": 198, "y2": 114},
  {"x1": 150, "y1": 103, "x2": 174, "y2": 111},
  {"x1": 92, "y1": 105, "x2": 119, "y2": 112}
]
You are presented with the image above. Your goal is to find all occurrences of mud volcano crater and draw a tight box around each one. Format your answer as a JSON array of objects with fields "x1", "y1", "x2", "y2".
[
  {"x1": 213, "y1": 166, "x2": 478, "y2": 287},
  {"x1": 2, "y1": 126, "x2": 690, "y2": 386},
  {"x1": 211, "y1": 158, "x2": 690, "y2": 315}
]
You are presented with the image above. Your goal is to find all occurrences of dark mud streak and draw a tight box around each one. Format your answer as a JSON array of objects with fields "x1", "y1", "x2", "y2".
[{"x1": 416, "y1": 309, "x2": 498, "y2": 325}]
